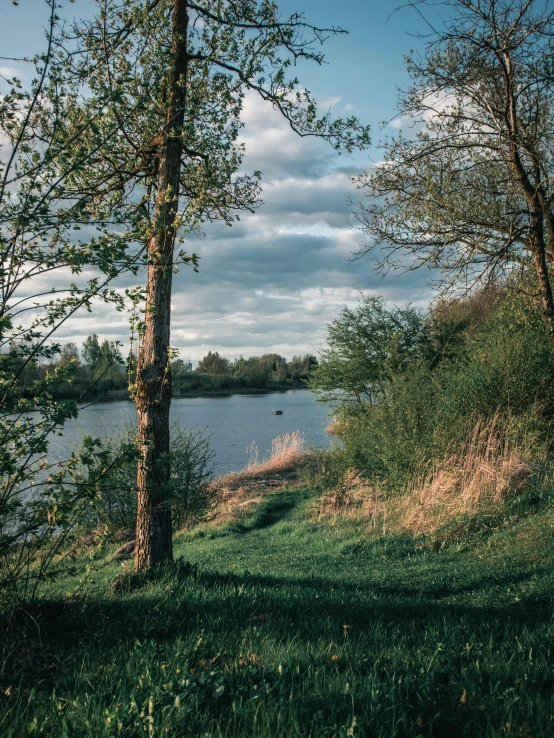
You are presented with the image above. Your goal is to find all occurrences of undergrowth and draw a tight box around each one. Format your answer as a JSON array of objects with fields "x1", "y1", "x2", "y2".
[{"x1": 1, "y1": 476, "x2": 553, "y2": 737}]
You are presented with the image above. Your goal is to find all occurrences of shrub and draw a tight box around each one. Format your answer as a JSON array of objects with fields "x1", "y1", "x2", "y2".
[
  {"x1": 80, "y1": 424, "x2": 215, "y2": 535},
  {"x1": 437, "y1": 292, "x2": 554, "y2": 436},
  {"x1": 169, "y1": 427, "x2": 216, "y2": 529},
  {"x1": 311, "y1": 284, "x2": 554, "y2": 493}
]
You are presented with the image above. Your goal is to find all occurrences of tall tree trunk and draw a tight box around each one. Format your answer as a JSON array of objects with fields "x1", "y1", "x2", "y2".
[
  {"x1": 530, "y1": 212, "x2": 554, "y2": 333},
  {"x1": 135, "y1": 0, "x2": 188, "y2": 571},
  {"x1": 503, "y1": 52, "x2": 554, "y2": 333}
]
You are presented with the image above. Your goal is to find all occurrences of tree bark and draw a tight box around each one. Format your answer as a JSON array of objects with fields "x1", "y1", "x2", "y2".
[
  {"x1": 135, "y1": 0, "x2": 188, "y2": 571},
  {"x1": 508, "y1": 137, "x2": 554, "y2": 330},
  {"x1": 502, "y1": 55, "x2": 554, "y2": 333},
  {"x1": 508, "y1": 158, "x2": 554, "y2": 330},
  {"x1": 529, "y1": 211, "x2": 554, "y2": 333}
]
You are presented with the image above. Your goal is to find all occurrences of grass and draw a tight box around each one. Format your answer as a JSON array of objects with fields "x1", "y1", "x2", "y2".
[
  {"x1": 1, "y1": 480, "x2": 554, "y2": 737},
  {"x1": 317, "y1": 420, "x2": 539, "y2": 537},
  {"x1": 245, "y1": 431, "x2": 306, "y2": 474},
  {"x1": 213, "y1": 432, "x2": 307, "y2": 524}
]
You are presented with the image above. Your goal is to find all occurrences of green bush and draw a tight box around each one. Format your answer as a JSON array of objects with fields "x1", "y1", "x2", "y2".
[
  {"x1": 80, "y1": 424, "x2": 215, "y2": 535},
  {"x1": 311, "y1": 286, "x2": 554, "y2": 492},
  {"x1": 438, "y1": 294, "x2": 554, "y2": 429}
]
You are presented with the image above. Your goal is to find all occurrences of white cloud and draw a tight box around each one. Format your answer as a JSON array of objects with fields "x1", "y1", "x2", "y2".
[
  {"x1": 0, "y1": 66, "x2": 19, "y2": 78},
  {"x1": 388, "y1": 90, "x2": 460, "y2": 131},
  {"x1": 9, "y1": 88, "x2": 433, "y2": 363}
]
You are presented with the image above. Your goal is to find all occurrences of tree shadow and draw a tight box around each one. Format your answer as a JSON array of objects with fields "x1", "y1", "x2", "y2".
[
  {"x1": 6, "y1": 563, "x2": 551, "y2": 656},
  {"x1": 232, "y1": 490, "x2": 302, "y2": 533},
  {"x1": 3, "y1": 561, "x2": 553, "y2": 738}
]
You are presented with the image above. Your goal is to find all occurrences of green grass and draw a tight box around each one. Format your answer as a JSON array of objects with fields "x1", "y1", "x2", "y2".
[{"x1": 2, "y1": 486, "x2": 554, "y2": 737}]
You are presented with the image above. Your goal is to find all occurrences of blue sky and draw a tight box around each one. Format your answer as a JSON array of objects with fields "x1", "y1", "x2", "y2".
[{"x1": 1, "y1": 0, "x2": 435, "y2": 363}]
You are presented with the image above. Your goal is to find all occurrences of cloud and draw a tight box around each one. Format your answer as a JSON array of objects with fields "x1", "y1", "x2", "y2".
[
  {"x1": 388, "y1": 90, "x2": 460, "y2": 132},
  {"x1": 12, "y1": 90, "x2": 433, "y2": 363},
  {"x1": 0, "y1": 66, "x2": 19, "y2": 79},
  {"x1": 238, "y1": 93, "x2": 344, "y2": 179}
]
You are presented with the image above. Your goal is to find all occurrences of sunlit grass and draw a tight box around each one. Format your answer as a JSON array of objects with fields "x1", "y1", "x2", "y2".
[
  {"x1": 1, "y1": 481, "x2": 554, "y2": 737},
  {"x1": 245, "y1": 430, "x2": 306, "y2": 474}
]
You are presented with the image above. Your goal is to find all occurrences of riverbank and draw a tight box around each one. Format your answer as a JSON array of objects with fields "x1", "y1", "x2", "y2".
[
  {"x1": 3, "y1": 455, "x2": 554, "y2": 737},
  {"x1": 1, "y1": 385, "x2": 312, "y2": 412},
  {"x1": 88, "y1": 384, "x2": 311, "y2": 403}
]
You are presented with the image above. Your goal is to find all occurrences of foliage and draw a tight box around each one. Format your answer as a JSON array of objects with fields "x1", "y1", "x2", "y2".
[
  {"x1": 61, "y1": 0, "x2": 370, "y2": 569},
  {"x1": 196, "y1": 351, "x2": 231, "y2": 375},
  {"x1": 6, "y1": 343, "x2": 316, "y2": 403},
  {"x1": 79, "y1": 424, "x2": 216, "y2": 534},
  {"x1": 309, "y1": 296, "x2": 429, "y2": 405},
  {"x1": 172, "y1": 352, "x2": 316, "y2": 392},
  {"x1": 0, "y1": 0, "x2": 146, "y2": 604},
  {"x1": 82, "y1": 335, "x2": 102, "y2": 373},
  {"x1": 0, "y1": 433, "x2": 128, "y2": 606},
  {"x1": 437, "y1": 293, "x2": 554, "y2": 436},
  {"x1": 353, "y1": 0, "x2": 554, "y2": 327},
  {"x1": 169, "y1": 427, "x2": 216, "y2": 528},
  {"x1": 2, "y1": 336, "x2": 127, "y2": 403},
  {"x1": 66, "y1": 0, "x2": 371, "y2": 229},
  {"x1": 311, "y1": 285, "x2": 554, "y2": 490}
]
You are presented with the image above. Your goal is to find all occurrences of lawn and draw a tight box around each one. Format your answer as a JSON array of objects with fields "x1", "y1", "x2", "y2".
[{"x1": 2, "y1": 486, "x2": 554, "y2": 737}]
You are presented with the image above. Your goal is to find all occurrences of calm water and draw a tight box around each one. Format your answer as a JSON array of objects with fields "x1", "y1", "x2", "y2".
[{"x1": 48, "y1": 390, "x2": 331, "y2": 476}]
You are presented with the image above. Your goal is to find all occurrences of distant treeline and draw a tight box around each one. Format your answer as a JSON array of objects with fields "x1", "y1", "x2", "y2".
[
  {"x1": 2, "y1": 334, "x2": 128, "y2": 402},
  {"x1": 2, "y1": 339, "x2": 316, "y2": 401},
  {"x1": 172, "y1": 351, "x2": 316, "y2": 393}
]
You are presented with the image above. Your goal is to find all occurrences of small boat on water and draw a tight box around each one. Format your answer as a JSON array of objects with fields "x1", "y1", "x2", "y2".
[{"x1": 272, "y1": 410, "x2": 283, "y2": 415}]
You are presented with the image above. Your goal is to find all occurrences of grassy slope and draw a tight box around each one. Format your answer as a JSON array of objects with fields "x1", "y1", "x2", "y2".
[{"x1": 2, "y1": 486, "x2": 554, "y2": 738}]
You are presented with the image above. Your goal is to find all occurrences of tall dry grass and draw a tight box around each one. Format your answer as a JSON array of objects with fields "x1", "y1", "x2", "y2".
[
  {"x1": 210, "y1": 432, "x2": 306, "y2": 524},
  {"x1": 318, "y1": 418, "x2": 538, "y2": 536},
  {"x1": 398, "y1": 420, "x2": 535, "y2": 535},
  {"x1": 245, "y1": 431, "x2": 305, "y2": 473}
]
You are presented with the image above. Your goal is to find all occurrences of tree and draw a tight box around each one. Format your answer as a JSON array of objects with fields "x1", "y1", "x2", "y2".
[
  {"x1": 0, "y1": 0, "x2": 144, "y2": 602},
  {"x1": 309, "y1": 296, "x2": 430, "y2": 405},
  {"x1": 71, "y1": 0, "x2": 370, "y2": 570},
  {"x1": 79, "y1": 423, "x2": 215, "y2": 533},
  {"x1": 235, "y1": 356, "x2": 272, "y2": 387},
  {"x1": 197, "y1": 351, "x2": 231, "y2": 374},
  {"x1": 353, "y1": 0, "x2": 554, "y2": 330},
  {"x1": 60, "y1": 342, "x2": 80, "y2": 366},
  {"x1": 82, "y1": 335, "x2": 101, "y2": 372},
  {"x1": 288, "y1": 354, "x2": 317, "y2": 381}
]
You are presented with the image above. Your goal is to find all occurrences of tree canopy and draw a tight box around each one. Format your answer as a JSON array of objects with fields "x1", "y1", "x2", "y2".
[{"x1": 353, "y1": 0, "x2": 554, "y2": 329}]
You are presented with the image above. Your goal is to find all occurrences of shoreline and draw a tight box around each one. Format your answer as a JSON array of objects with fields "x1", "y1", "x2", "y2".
[{"x1": 92, "y1": 385, "x2": 310, "y2": 403}]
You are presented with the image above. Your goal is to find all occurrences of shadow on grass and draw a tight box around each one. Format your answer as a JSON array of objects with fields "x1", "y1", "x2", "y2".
[
  {"x1": 5, "y1": 563, "x2": 552, "y2": 658},
  {"x1": 231, "y1": 490, "x2": 305, "y2": 533},
  {"x1": 3, "y1": 562, "x2": 553, "y2": 738}
]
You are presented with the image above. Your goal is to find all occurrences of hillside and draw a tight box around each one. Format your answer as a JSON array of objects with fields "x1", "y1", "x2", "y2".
[{"x1": 2, "y1": 474, "x2": 554, "y2": 738}]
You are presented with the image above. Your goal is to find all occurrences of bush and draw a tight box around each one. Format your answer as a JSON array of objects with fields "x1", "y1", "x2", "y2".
[
  {"x1": 311, "y1": 285, "x2": 554, "y2": 493},
  {"x1": 169, "y1": 427, "x2": 216, "y2": 529},
  {"x1": 80, "y1": 424, "x2": 215, "y2": 535},
  {"x1": 437, "y1": 293, "x2": 554, "y2": 431}
]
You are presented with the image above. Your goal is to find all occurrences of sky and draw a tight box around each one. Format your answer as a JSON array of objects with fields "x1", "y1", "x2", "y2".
[{"x1": 0, "y1": 0, "x2": 436, "y2": 364}]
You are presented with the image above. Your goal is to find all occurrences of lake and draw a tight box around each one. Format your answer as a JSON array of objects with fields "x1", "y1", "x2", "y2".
[{"x1": 48, "y1": 389, "x2": 331, "y2": 477}]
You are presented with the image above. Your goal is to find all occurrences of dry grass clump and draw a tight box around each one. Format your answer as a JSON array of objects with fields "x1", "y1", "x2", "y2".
[
  {"x1": 245, "y1": 431, "x2": 305, "y2": 474},
  {"x1": 210, "y1": 432, "x2": 306, "y2": 524},
  {"x1": 317, "y1": 420, "x2": 538, "y2": 536},
  {"x1": 399, "y1": 423, "x2": 535, "y2": 535}
]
